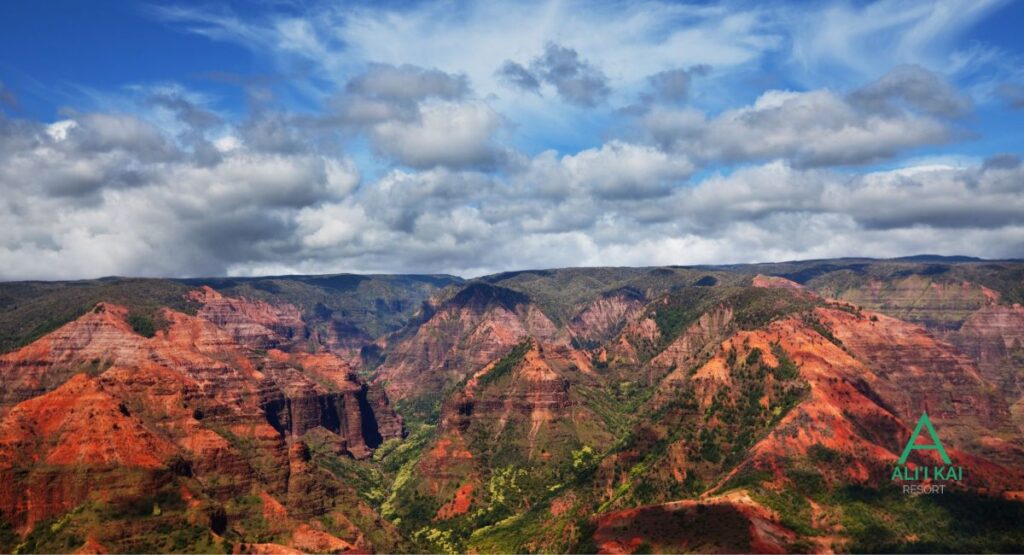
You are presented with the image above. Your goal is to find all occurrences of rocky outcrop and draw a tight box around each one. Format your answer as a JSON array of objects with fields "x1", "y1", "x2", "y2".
[
  {"x1": 568, "y1": 289, "x2": 646, "y2": 348},
  {"x1": 258, "y1": 355, "x2": 368, "y2": 457},
  {"x1": 0, "y1": 303, "x2": 148, "y2": 413},
  {"x1": 690, "y1": 307, "x2": 1024, "y2": 492},
  {"x1": 0, "y1": 373, "x2": 179, "y2": 532},
  {"x1": 950, "y1": 304, "x2": 1024, "y2": 424},
  {"x1": 953, "y1": 304, "x2": 1024, "y2": 369},
  {"x1": 188, "y1": 286, "x2": 307, "y2": 350},
  {"x1": 605, "y1": 316, "x2": 660, "y2": 367},
  {"x1": 365, "y1": 381, "x2": 404, "y2": 441},
  {"x1": 813, "y1": 275, "x2": 999, "y2": 329},
  {"x1": 443, "y1": 341, "x2": 573, "y2": 452},
  {"x1": 394, "y1": 340, "x2": 611, "y2": 523},
  {"x1": 374, "y1": 283, "x2": 563, "y2": 404},
  {"x1": 815, "y1": 306, "x2": 1021, "y2": 458},
  {"x1": 752, "y1": 275, "x2": 804, "y2": 290},
  {"x1": 437, "y1": 340, "x2": 609, "y2": 464},
  {"x1": 0, "y1": 290, "x2": 403, "y2": 540},
  {"x1": 315, "y1": 320, "x2": 376, "y2": 365},
  {"x1": 651, "y1": 305, "x2": 734, "y2": 388}
]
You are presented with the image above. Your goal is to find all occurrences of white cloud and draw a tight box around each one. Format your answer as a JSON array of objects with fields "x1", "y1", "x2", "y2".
[
  {"x1": 1, "y1": 1, "x2": 1020, "y2": 280},
  {"x1": 646, "y1": 85, "x2": 955, "y2": 167},
  {"x1": 527, "y1": 140, "x2": 695, "y2": 199},
  {"x1": 369, "y1": 100, "x2": 505, "y2": 169},
  {"x1": 11, "y1": 98, "x2": 1024, "y2": 281}
]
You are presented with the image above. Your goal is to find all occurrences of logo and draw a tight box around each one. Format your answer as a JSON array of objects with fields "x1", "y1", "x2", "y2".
[{"x1": 890, "y1": 412, "x2": 964, "y2": 495}]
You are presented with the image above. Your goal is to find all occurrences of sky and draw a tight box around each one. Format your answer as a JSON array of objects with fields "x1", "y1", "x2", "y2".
[{"x1": 1, "y1": 0, "x2": 1023, "y2": 280}]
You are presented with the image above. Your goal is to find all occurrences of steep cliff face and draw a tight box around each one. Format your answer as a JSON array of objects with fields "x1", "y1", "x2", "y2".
[
  {"x1": 951, "y1": 304, "x2": 1024, "y2": 426},
  {"x1": 258, "y1": 351, "x2": 383, "y2": 459},
  {"x1": 0, "y1": 303, "x2": 148, "y2": 413},
  {"x1": 189, "y1": 286, "x2": 307, "y2": 350},
  {"x1": 314, "y1": 320, "x2": 375, "y2": 365},
  {"x1": 810, "y1": 275, "x2": 999, "y2": 329},
  {"x1": 651, "y1": 305, "x2": 734, "y2": 391},
  {"x1": 3, "y1": 264, "x2": 1024, "y2": 553},
  {"x1": 374, "y1": 283, "x2": 563, "y2": 409},
  {"x1": 815, "y1": 306, "x2": 1022, "y2": 464},
  {"x1": 604, "y1": 316, "x2": 660, "y2": 368},
  {"x1": 0, "y1": 290, "x2": 404, "y2": 548},
  {"x1": 441, "y1": 341, "x2": 588, "y2": 460},
  {"x1": 0, "y1": 374, "x2": 179, "y2": 532},
  {"x1": 568, "y1": 289, "x2": 646, "y2": 348},
  {"x1": 387, "y1": 339, "x2": 614, "y2": 538}
]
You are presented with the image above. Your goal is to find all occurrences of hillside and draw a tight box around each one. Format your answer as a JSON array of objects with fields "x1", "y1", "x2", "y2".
[{"x1": 1, "y1": 258, "x2": 1023, "y2": 553}]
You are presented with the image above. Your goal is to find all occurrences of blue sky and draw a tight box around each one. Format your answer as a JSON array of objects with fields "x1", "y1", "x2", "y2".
[{"x1": 1, "y1": 0, "x2": 1023, "y2": 279}]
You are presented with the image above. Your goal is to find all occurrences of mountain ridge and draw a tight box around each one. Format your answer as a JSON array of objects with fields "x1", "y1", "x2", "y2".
[{"x1": 1, "y1": 257, "x2": 1024, "y2": 553}]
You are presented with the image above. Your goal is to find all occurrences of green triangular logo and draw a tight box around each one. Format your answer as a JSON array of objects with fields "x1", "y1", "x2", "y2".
[{"x1": 897, "y1": 412, "x2": 951, "y2": 465}]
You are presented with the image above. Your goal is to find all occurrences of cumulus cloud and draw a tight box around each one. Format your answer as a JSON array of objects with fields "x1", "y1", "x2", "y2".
[
  {"x1": 328, "y1": 64, "x2": 505, "y2": 169},
  {"x1": 667, "y1": 161, "x2": 1024, "y2": 232},
  {"x1": 2, "y1": 2, "x2": 1021, "y2": 280},
  {"x1": 0, "y1": 114, "x2": 177, "y2": 199},
  {"x1": 346, "y1": 64, "x2": 469, "y2": 104},
  {"x1": 518, "y1": 141, "x2": 695, "y2": 200},
  {"x1": 0, "y1": 109, "x2": 360, "y2": 279},
  {"x1": 644, "y1": 66, "x2": 967, "y2": 167},
  {"x1": 368, "y1": 100, "x2": 505, "y2": 169},
  {"x1": 332, "y1": 64, "x2": 470, "y2": 125},
  {"x1": 529, "y1": 43, "x2": 610, "y2": 107},
  {"x1": 498, "y1": 43, "x2": 610, "y2": 107},
  {"x1": 4, "y1": 94, "x2": 1021, "y2": 281}
]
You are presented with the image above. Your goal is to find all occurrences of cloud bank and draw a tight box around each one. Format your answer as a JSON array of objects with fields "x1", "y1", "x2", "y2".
[{"x1": 0, "y1": 0, "x2": 1021, "y2": 280}]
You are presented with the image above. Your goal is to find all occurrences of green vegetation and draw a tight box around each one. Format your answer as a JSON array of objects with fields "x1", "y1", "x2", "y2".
[
  {"x1": 771, "y1": 343, "x2": 800, "y2": 380},
  {"x1": 184, "y1": 273, "x2": 462, "y2": 338},
  {"x1": 832, "y1": 487, "x2": 1024, "y2": 553},
  {"x1": 0, "y1": 278, "x2": 200, "y2": 354},
  {"x1": 719, "y1": 463, "x2": 772, "y2": 492},
  {"x1": 729, "y1": 286, "x2": 820, "y2": 330},
  {"x1": 807, "y1": 443, "x2": 842, "y2": 464},
  {"x1": 754, "y1": 487, "x2": 818, "y2": 537},
  {"x1": 379, "y1": 424, "x2": 443, "y2": 533},
  {"x1": 307, "y1": 432, "x2": 389, "y2": 506},
  {"x1": 7, "y1": 482, "x2": 226, "y2": 554},
  {"x1": 803, "y1": 315, "x2": 843, "y2": 347},
  {"x1": 0, "y1": 519, "x2": 20, "y2": 554},
  {"x1": 126, "y1": 312, "x2": 156, "y2": 338},
  {"x1": 5, "y1": 260, "x2": 1024, "y2": 553},
  {"x1": 649, "y1": 287, "x2": 715, "y2": 343},
  {"x1": 0, "y1": 273, "x2": 460, "y2": 355},
  {"x1": 476, "y1": 341, "x2": 531, "y2": 388},
  {"x1": 395, "y1": 393, "x2": 444, "y2": 425},
  {"x1": 729, "y1": 455, "x2": 1024, "y2": 554}
]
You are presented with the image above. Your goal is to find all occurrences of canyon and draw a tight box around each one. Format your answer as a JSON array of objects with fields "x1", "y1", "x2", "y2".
[{"x1": 0, "y1": 257, "x2": 1022, "y2": 553}]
